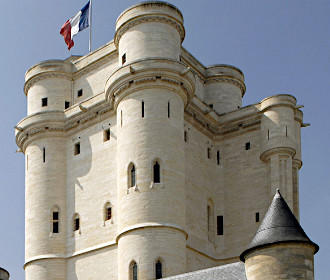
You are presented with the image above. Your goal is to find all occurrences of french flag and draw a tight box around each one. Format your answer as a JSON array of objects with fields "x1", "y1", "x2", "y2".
[{"x1": 60, "y1": 1, "x2": 90, "y2": 50}]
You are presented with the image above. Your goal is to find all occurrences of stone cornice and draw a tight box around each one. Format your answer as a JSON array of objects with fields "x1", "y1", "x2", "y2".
[
  {"x1": 260, "y1": 147, "x2": 296, "y2": 162},
  {"x1": 114, "y1": 14, "x2": 185, "y2": 47},
  {"x1": 205, "y1": 76, "x2": 246, "y2": 97}
]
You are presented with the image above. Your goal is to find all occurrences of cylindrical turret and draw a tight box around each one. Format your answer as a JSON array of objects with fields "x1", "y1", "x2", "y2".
[
  {"x1": 0, "y1": 268, "x2": 10, "y2": 280},
  {"x1": 240, "y1": 190, "x2": 318, "y2": 280},
  {"x1": 109, "y1": 3, "x2": 194, "y2": 279},
  {"x1": 204, "y1": 65, "x2": 245, "y2": 114},
  {"x1": 24, "y1": 60, "x2": 72, "y2": 115},
  {"x1": 114, "y1": 1, "x2": 185, "y2": 65},
  {"x1": 22, "y1": 62, "x2": 68, "y2": 280},
  {"x1": 260, "y1": 95, "x2": 300, "y2": 215}
]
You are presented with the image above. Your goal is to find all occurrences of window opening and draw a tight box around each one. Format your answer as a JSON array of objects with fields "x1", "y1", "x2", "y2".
[
  {"x1": 65, "y1": 101, "x2": 70, "y2": 109},
  {"x1": 207, "y1": 147, "x2": 211, "y2": 159},
  {"x1": 74, "y1": 214, "x2": 80, "y2": 231},
  {"x1": 267, "y1": 129, "x2": 270, "y2": 140},
  {"x1": 153, "y1": 161, "x2": 160, "y2": 183},
  {"x1": 286, "y1": 125, "x2": 288, "y2": 137},
  {"x1": 105, "y1": 204, "x2": 112, "y2": 221},
  {"x1": 217, "y1": 215, "x2": 223, "y2": 235},
  {"x1": 209, "y1": 104, "x2": 213, "y2": 109},
  {"x1": 142, "y1": 101, "x2": 144, "y2": 118},
  {"x1": 156, "y1": 260, "x2": 162, "y2": 279},
  {"x1": 74, "y1": 142, "x2": 80, "y2": 155},
  {"x1": 42, "y1": 97, "x2": 48, "y2": 107},
  {"x1": 245, "y1": 142, "x2": 251, "y2": 150},
  {"x1": 77, "y1": 89, "x2": 83, "y2": 97},
  {"x1": 256, "y1": 212, "x2": 260, "y2": 223},
  {"x1": 184, "y1": 131, "x2": 188, "y2": 143},
  {"x1": 168, "y1": 101, "x2": 170, "y2": 118},
  {"x1": 122, "y1": 53, "x2": 126, "y2": 65},
  {"x1": 217, "y1": 150, "x2": 220, "y2": 165},
  {"x1": 129, "y1": 164, "x2": 136, "y2": 188},
  {"x1": 130, "y1": 261, "x2": 137, "y2": 280},
  {"x1": 52, "y1": 211, "x2": 59, "y2": 233},
  {"x1": 43, "y1": 147, "x2": 46, "y2": 163},
  {"x1": 104, "y1": 129, "x2": 110, "y2": 142}
]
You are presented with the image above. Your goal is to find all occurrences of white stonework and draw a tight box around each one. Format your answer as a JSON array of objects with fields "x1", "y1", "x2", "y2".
[{"x1": 16, "y1": 2, "x2": 307, "y2": 280}]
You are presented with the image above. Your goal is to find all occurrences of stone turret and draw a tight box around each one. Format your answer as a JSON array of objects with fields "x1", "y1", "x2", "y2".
[{"x1": 240, "y1": 189, "x2": 318, "y2": 280}]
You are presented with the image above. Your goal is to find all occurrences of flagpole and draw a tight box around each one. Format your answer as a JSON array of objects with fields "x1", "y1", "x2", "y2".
[{"x1": 89, "y1": 0, "x2": 92, "y2": 52}]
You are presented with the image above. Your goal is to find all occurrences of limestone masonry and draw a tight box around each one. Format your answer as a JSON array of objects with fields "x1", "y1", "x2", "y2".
[{"x1": 15, "y1": 1, "x2": 318, "y2": 279}]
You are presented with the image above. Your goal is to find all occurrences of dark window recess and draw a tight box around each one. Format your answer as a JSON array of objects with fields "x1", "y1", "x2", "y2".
[
  {"x1": 217, "y1": 215, "x2": 223, "y2": 235},
  {"x1": 77, "y1": 89, "x2": 83, "y2": 97},
  {"x1": 130, "y1": 165, "x2": 136, "y2": 187},
  {"x1": 267, "y1": 129, "x2": 270, "y2": 140},
  {"x1": 209, "y1": 104, "x2": 214, "y2": 109},
  {"x1": 122, "y1": 53, "x2": 126, "y2": 65},
  {"x1": 104, "y1": 129, "x2": 110, "y2": 142},
  {"x1": 53, "y1": 212, "x2": 59, "y2": 220},
  {"x1": 286, "y1": 126, "x2": 288, "y2": 137},
  {"x1": 74, "y1": 217, "x2": 80, "y2": 231},
  {"x1": 207, "y1": 148, "x2": 211, "y2": 159},
  {"x1": 106, "y1": 207, "x2": 112, "y2": 221},
  {"x1": 43, "y1": 147, "x2": 46, "y2": 163},
  {"x1": 132, "y1": 262, "x2": 137, "y2": 280},
  {"x1": 245, "y1": 142, "x2": 251, "y2": 150},
  {"x1": 168, "y1": 102, "x2": 170, "y2": 118},
  {"x1": 42, "y1": 97, "x2": 48, "y2": 107},
  {"x1": 184, "y1": 131, "x2": 188, "y2": 143},
  {"x1": 142, "y1": 101, "x2": 144, "y2": 118},
  {"x1": 155, "y1": 261, "x2": 162, "y2": 279},
  {"x1": 53, "y1": 221, "x2": 59, "y2": 233},
  {"x1": 217, "y1": 151, "x2": 220, "y2": 165},
  {"x1": 65, "y1": 101, "x2": 70, "y2": 109},
  {"x1": 153, "y1": 162, "x2": 160, "y2": 183},
  {"x1": 256, "y1": 212, "x2": 260, "y2": 223},
  {"x1": 52, "y1": 211, "x2": 59, "y2": 233},
  {"x1": 74, "y1": 143, "x2": 80, "y2": 155}
]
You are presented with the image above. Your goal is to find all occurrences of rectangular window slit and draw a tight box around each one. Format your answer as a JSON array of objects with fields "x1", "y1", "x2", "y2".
[
  {"x1": 74, "y1": 142, "x2": 80, "y2": 155},
  {"x1": 256, "y1": 212, "x2": 260, "y2": 223},
  {"x1": 168, "y1": 101, "x2": 170, "y2": 118},
  {"x1": 217, "y1": 216, "x2": 223, "y2": 235},
  {"x1": 245, "y1": 142, "x2": 251, "y2": 150},
  {"x1": 65, "y1": 101, "x2": 70, "y2": 109},
  {"x1": 142, "y1": 101, "x2": 144, "y2": 118},
  {"x1": 184, "y1": 131, "x2": 188, "y2": 143},
  {"x1": 122, "y1": 53, "x2": 126, "y2": 65},
  {"x1": 217, "y1": 150, "x2": 220, "y2": 165},
  {"x1": 42, "y1": 97, "x2": 48, "y2": 107},
  {"x1": 104, "y1": 129, "x2": 110, "y2": 142},
  {"x1": 209, "y1": 104, "x2": 213, "y2": 109},
  {"x1": 77, "y1": 89, "x2": 83, "y2": 97},
  {"x1": 43, "y1": 147, "x2": 46, "y2": 163},
  {"x1": 207, "y1": 147, "x2": 211, "y2": 159}
]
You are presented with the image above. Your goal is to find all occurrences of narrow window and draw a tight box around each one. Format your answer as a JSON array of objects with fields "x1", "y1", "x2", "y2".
[
  {"x1": 155, "y1": 260, "x2": 162, "y2": 279},
  {"x1": 129, "y1": 164, "x2": 136, "y2": 188},
  {"x1": 142, "y1": 101, "x2": 144, "y2": 118},
  {"x1": 285, "y1": 125, "x2": 288, "y2": 137},
  {"x1": 73, "y1": 214, "x2": 80, "y2": 231},
  {"x1": 104, "y1": 129, "x2": 110, "y2": 142},
  {"x1": 43, "y1": 147, "x2": 46, "y2": 163},
  {"x1": 77, "y1": 89, "x2": 83, "y2": 97},
  {"x1": 267, "y1": 129, "x2": 270, "y2": 140},
  {"x1": 122, "y1": 53, "x2": 126, "y2": 65},
  {"x1": 209, "y1": 104, "x2": 213, "y2": 109},
  {"x1": 153, "y1": 161, "x2": 160, "y2": 183},
  {"x1": 217, "y1": 150, "x2": 220, "y2": 165},
  {"x1": 42, "y1": 97, "x2": 48, "y2": 107},
  {"x1": 207, "y1": 147, "x2": 211, "y2": 159},
  {"x1": 105, "y1": 203, "x2": 112, "y2": 221},
  {"x1": 256, "y1": 212, "x2": 260, "y2": 223},
  {"x1": 217, "y1": 215, "x2": 223, "y2": 235},
  {"x1": 245, "y1": 142, "x2": 251, "y2": 150},
  {"x1": 184, "y1": 131, "x2": 188, "y2": 143},
  {"x1": 65, "y1": 101, "x2": 70, "y2": 109},
  {"x1": 52, "y1": 211, "x2": 59, "y2": 233},
  {"x1": 74, "y1": 142, "x2": 80, "y2": 155},
  {"x1": 130, "y1": 261, "x2": 137, "y2": 280},
  {"x1": 168, "y1": 101, "x2": 170, "y2": 118}
]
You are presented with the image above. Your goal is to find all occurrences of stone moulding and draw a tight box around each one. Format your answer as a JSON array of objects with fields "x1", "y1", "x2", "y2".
[
  {"x1": 205, "y1": 76, "x2": 246, "y2": 97},
  {"x1": 260, "y1": 147, "x2": 296, "y2": 162},
  {"x1": 114, "y1": 15, "x2": 185, "y2": 47}
]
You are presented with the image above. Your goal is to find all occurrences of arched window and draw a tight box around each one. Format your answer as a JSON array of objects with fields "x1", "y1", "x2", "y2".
[
  {"x1": 130, "y1": 261, "x2": 138, "y2": 280},
  {"x1": 73, "y1": 213, "x2": 80, "y2": 232},
  {"x1": 104, "y1": 202, "x2": 112, "y2": 221},
  {"x1": 155, "y1": 260, "x2": 163, "y2": 279},
  {"x1": 52, "y1": 206, "x2": 59, "y2": 233},
  {"x1": 128, "y1": 163, "x2": 136, "y2": 188},
  {"x1": 153, "y1": 161, "x2": 160, "y2": 183}
]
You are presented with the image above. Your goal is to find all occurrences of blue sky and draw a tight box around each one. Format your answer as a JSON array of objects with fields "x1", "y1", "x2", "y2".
[{"x1": 1, "y1": 1, "x2": 329, "y2": 279}]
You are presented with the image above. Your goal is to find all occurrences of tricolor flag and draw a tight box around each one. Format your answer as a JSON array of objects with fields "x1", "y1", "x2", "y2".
[{"x1": 60, "y1": 1, "x2": 90, "y2": 50}]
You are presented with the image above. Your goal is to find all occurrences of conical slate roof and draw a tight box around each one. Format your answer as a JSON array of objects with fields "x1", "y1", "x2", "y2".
[{"x1": 240, "y1": 189, "x2": 319, "y2": 262}]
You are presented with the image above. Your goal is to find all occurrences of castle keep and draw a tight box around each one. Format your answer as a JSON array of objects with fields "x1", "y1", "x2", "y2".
[{"x1": 15, "y1": 2, "x2": 318, "y2": 279}]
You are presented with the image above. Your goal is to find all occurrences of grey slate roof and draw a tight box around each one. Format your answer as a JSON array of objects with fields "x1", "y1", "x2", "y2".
[
  {"x1": 163, "y1": 262, "x2": 246, "y2": 280},
  {"x1": 240, "y1": 189, "x2": 319, "y2": 261}
]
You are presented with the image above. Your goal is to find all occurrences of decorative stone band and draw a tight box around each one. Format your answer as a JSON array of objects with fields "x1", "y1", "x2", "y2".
[
  {"x1": 260, "y1": 94, "x2": 297, "y2": 112},
  {"x1": 116, "y1": 222, "x2": 188, "y2": 243},
  {"x1": 205, "y1": 76, "x2": 246, "y2": 97},
  {"x1": 105, "y1": 58, "x2": 195, "y2": 110},
  {"x1": 114, "y1": 15, "x2": 185, "y2": 47},
  {"x1": 260, "y1": 147, "x2": 296, "y2": 162}
]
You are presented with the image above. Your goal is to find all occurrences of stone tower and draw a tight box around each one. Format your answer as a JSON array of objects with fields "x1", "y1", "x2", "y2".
[
  {"x1": 0, "y1": 268, "x2": 10, "y2": 280},
  {"x1": 15, "y1": 1, "x2": 310, "y2": 280},
  {"x1": 240, "y1": 189, "x2": 318, "y2": 280}
]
